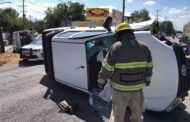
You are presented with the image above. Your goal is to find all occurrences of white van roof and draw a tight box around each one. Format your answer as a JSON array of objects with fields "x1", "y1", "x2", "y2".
[
  {"x1": 52, "y1": 30, "x2": 153, "y2": 44},
  {"x1": 53, "y1": 27, "x2": 107, "y2": 40},
  {"x1": 52, "y1": 32, "x2": 114, "y2": 44},
  {"x1": 52, "y1": 27, "x2": 111, "y2": 44},
  {"x1": 43, "y1": 26, "x2": 106, "y2": 32}
]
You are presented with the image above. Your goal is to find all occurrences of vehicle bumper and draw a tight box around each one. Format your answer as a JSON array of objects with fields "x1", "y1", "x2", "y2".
[{"x1": 20, "y1": 48, "x2": 43, "y2": 59}]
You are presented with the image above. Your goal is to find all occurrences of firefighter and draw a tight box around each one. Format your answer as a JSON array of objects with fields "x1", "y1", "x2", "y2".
[{"x1": 97, "y1": 23, "x2": 153, "y2": 122}]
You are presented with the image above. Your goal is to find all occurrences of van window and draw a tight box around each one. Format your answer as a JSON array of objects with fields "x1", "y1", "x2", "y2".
[
  {"x1": 72, "y1": 31, "x2": 106, "y2": 38},
  {"x1": 86, "y1": 36, "x2": 116, "y2": 58},
  {"x1": 57, "y1": 31, "x2": 80, "y2": 38}
]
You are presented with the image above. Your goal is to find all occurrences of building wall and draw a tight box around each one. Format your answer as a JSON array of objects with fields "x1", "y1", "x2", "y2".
[
  {"x1": 85, "y1": 8, "x2": 122, "y2": 23},
  {"x1": 85, "y1": 8, "x2": 109, "y2": 21},
  {"x1": 112, "y1": 9, "x2": 122, "y2": 22}
]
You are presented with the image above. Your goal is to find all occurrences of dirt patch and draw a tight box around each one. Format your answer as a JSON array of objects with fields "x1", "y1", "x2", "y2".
[{"x1": 0, "y1": 53, "x2": 20, "y2": 66}]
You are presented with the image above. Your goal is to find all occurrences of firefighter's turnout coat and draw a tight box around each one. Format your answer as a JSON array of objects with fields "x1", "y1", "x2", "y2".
[{"x1": 98, "y1": 39, "x2": 153, "y2": 92}]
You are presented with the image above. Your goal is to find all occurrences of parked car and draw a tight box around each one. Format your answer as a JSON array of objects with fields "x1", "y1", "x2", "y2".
[
  {"x1": 20, "y1": 36, "x2": 43, "y2": 61},
  {"x1": 42, "y1": 18, "x2": 190, "y2": 112}
]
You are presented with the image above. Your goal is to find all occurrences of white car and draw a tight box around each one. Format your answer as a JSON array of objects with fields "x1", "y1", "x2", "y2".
[
  {"x1": 42, "y1": 19, "x2": 190, "y2": 112},
  {"x1": 20, "y1": 39, "x2": 43, "y2": 60}
]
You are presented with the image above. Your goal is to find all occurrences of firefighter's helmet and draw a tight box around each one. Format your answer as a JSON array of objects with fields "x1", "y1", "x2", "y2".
[{"x1": 115, "y1": 23, "x2": 132, "y2": 33}]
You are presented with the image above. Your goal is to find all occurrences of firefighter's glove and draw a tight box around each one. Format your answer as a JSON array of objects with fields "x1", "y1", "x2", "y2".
[
  {"x1": 145, "y1": 82, "x2": 150, "y2": 86},
  {"x1": 98, "y1": 79, "x2": 105, "y2": 89}
]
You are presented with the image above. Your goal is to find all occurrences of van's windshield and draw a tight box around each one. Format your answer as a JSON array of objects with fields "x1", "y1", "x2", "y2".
[{"x1": 86, "y1": 36, "x2": 116, "y2": 90}]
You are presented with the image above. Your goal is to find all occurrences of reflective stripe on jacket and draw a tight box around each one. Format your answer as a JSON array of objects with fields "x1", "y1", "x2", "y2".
[{"x1": 98, "y1": 39, "x2": 153, "y2": 92}]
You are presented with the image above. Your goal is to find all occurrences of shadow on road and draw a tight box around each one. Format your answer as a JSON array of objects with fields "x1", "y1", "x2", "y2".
[
  {"x1": 19, "y1": 60, "x2": 44, "y2": 67},
  {"x1": 123, "y1": 104, "x2": 190, "y2": 122},
  {"x1": 144, "y1": 104, "x2": 190, "y2": 122},
  {"x1": 40, "y1": 76, "x2": 190, "y2": 122},
  {"x1": 40, "y1": 76, "x2": 103, "y2": 122}
]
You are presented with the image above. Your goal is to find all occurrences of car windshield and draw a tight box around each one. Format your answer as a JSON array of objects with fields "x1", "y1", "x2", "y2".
[{"x1": 31, "y1": 39, "x2": 42, "y2": 45}]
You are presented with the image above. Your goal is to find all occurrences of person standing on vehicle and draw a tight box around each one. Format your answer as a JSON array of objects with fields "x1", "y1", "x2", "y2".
[{"x1": 97, "y1": 23, "x2": 153, "y2": 122}]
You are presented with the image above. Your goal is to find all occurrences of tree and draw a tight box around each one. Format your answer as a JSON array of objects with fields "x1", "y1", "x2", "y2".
[
  {"x1": 0, "y1": 8, "x2": 27, "y2": 33},
  {"x1": 67, "y1": 1, "x2": 85, "y2": 21},
  {"x1": 150, "y1": 20, "x2": 176, "y2": 36},
  {"x1": 0, "y1": 8, "x2": 18, "y2": 32},
  {"x1": 160, "y1": 21, "x2": 175, "y2": 36},
  {"x1": 44, "y1": 1, "x2": 85, "y2": 28},
  {"x1": 32, "y1": 20, "x2": 45, "y2": 33},
  {"x1": 150, "y1": 21, "x2": 160, "y2": 34},
  {"x1": 131, "y1": 8, "x2": 151, "y2": 22}
]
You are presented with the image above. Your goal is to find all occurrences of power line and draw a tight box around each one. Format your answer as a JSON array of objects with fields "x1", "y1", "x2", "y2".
[
  {"x1": 25, "y1": 0, "x2": 48, "y2": 9},
  {"x1": 29, "y1": 15, "x2": 31, "y2": 29},
  {"x1": 26, "y1": 8, "x2": 42, "y2": 14}
]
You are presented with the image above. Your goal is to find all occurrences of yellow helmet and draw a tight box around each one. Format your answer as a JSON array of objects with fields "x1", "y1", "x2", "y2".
[{"x1": 115, "y1": 22, "x2": 132, "y2": 33}]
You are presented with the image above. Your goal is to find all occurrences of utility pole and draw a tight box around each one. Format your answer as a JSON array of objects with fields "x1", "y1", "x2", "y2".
[
  {"x1": 122, "y1": 0, "x2": 125, "y2": 22},
  {"x1": 156, "y1": 10, "x2": 160, "y2": 22},
  {"x1": 155, "y1": 10, "x2": 160, "y2": 34},
  {"x1": 22, "y1": 0, "x2": 26, "y2": 22},
  {"x1": 29, "y1": 15, "x2": 31, "y2": 30}
]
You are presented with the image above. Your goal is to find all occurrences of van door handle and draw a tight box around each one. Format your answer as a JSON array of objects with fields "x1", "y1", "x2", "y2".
[{"x1": 76, "y1": 66, "x2": 85, "y2": 69}]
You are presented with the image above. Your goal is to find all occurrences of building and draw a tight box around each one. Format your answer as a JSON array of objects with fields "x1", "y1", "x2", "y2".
[
  {"x1": 125, "y1": 16, "x2": 134, "y2": 24},
  {"x1": 85, "y1": 8, "x2": 122, "y2": 22},
  {"x1": 72, "y1": 8, "x2": 123, "y2": 27}
]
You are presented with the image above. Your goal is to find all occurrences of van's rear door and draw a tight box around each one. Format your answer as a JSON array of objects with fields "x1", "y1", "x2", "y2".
[{"x1": 52, "y1": 41, "x2": 88, "y2": 91}]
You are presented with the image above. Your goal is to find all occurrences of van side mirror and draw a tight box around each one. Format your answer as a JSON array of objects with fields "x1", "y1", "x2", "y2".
[{"x1": 103, "y1": 16, "x2": 112, "y2": 32}]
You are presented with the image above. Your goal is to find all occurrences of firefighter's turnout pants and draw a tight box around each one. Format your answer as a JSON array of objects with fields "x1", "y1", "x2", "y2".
[{"x1": 109, "y1": 89, "x2": 144, "y2": 122}]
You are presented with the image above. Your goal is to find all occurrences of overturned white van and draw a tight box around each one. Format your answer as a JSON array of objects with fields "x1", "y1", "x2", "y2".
[{"x1": 42, "y1": 21, "x2": 190, "y2": 112}]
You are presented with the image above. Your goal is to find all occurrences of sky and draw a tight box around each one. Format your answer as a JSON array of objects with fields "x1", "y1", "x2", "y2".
[{"x1": 0, "y1": 0, "x2": 190, "y2": 30}]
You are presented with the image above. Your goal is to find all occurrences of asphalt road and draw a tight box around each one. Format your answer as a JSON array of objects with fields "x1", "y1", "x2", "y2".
[{"x1": 0, "y1": 61, "x2": 190, "y2": 122}]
